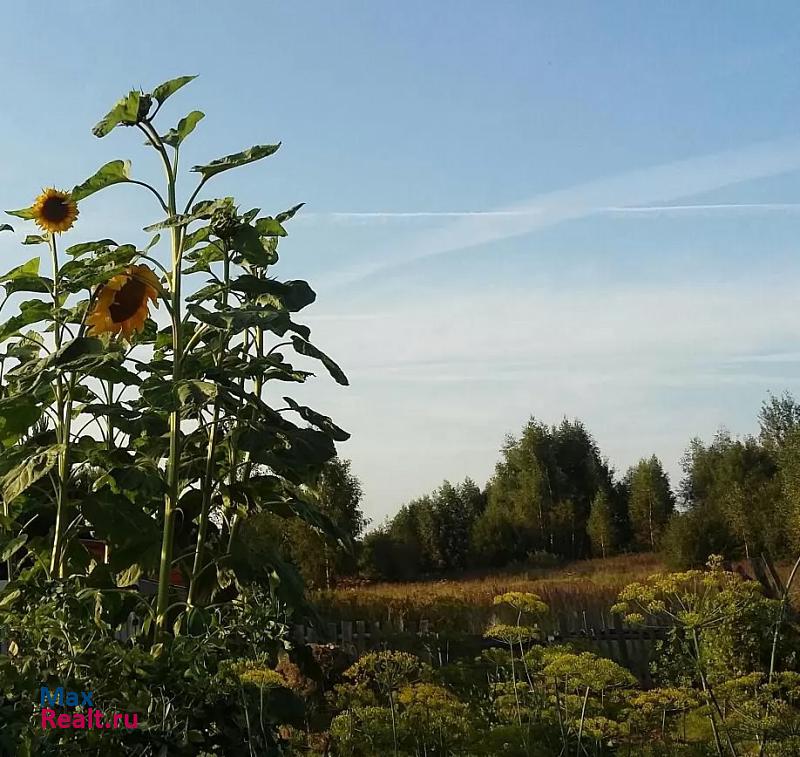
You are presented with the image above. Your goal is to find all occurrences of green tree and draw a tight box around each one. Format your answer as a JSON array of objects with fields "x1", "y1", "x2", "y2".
[
  {"x1": 284, "y1": 458, "x2": 366, "y2": 588},
  {"x1": 587, "y1": 489, "x2": 617, "y2": 558},
  {"x1": 779, "y1": 427, "x2": 800, "y2": 555},
  {"x1": 625, "y1": 455, "x2": 674, "y2": 551},
  {"x1": 679, "y1": 432, "x2": 783, "y2": 560},
  {"x1": 359, "y1": 478, "x2": 486, "y2": 580},
  {"x1": 397, "y1": 479, "x2": 486, "y2": 574},
  {"x1": 759, "y1": 391, "x2": 800, "y2": 451},
  {"x1": 475, "y1": 418, "x2": 613, "y2": 563}
]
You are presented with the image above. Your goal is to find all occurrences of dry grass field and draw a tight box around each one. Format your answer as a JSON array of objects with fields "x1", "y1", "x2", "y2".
[{"x1": 314, "y1": 554, "x2": 664, "y2": 634}]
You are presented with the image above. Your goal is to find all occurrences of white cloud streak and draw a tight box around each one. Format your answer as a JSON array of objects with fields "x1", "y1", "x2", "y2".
[
  {"x1": 296, "y1": 278, "x2": 800, "y2": 518},
  {"x1": 305, "y1": 202, "x2": 800, "y2": 221},
  {"x1": 317, "y1": 138, "x2": 800, "y2": 287}
]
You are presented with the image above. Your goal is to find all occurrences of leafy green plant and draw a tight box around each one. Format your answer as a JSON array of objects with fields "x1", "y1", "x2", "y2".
[
  {"x1": 0, "y1": 572, "x2": 303, "y2": 754},
  {"x1": 612, "y1": 556, "x2": 787, "y2": 756},
  {"x1": 0, "y1": 74, "x2": 351, "y2": 754}
]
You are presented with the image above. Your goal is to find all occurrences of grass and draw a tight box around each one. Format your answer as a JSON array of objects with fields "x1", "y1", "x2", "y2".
[{"x1": 314, "y1": 554, "x2": 664, "y2": 635}]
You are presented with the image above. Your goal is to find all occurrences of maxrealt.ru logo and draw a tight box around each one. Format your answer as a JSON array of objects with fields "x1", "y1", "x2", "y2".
[{"x1": 39, "y1": 687, "x2": 138, "y2": 730}]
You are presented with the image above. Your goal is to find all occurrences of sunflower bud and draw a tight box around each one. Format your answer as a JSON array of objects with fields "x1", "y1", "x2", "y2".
[
  {"x1": 137, "y1": 94, "x2": 153, "y2": 122},
  {"x1": 210, "y1": 201, "x2": 240, "y2": 240},
  {"x1": 121, "y1": 92, "x2": 153, "y2": 126}
]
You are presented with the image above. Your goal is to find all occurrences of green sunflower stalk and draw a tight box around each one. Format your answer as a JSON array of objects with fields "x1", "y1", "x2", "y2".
[{"x1": 0, "y1": 75, "x2": 351, "y2": 651}]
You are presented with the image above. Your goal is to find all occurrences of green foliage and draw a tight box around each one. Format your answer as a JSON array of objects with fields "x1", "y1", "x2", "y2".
[
  {"x1": 70, "y1": 160, "x2": 132, "y2": 202},
  {"x1": 0, "y1": 574, "x2": 301, "y2": 754},
  {"x1": 625, "y1": 455, "x2": 674, "y2": 551},
  {"x1": 675, "y1": 430, "x2": 786, "y2": 563},
  {"x1": 587, "y1": 488, "x2": 618, "y2": 558},
  {"x1": 474, "y1": 418, "x2": 614, "y2": 565},
  {"x1": 0, "y1": 74, "x2": 352, "y2": 754},
  {"x1": 277, "y1": 457, "x2": 367, "y2": 588},
  {"x1": 759, "y1": 391, "x2": 800, "y2": 450},
  {"x1": 660, "y1": 506, "x2": 740, "y2": 570},
  {"x1": 323, "y1": 563, "x2": 800, "y2": 756},
  {"x1": 493, "y1": 591, "x2": 549, "y2": 617},
  {"x1": 360, "y1": 478, "x2": 485, "y2": 580}
]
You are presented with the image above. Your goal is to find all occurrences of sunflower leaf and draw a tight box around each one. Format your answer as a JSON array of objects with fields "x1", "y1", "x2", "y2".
[
  {"x1": 22, "y1": 235, "x2": 47, "y2": 245},
  {"x1": 143, "y1": 198, "x2": 230, "y2": 233},
  {"x1": 282, "y1": 396, "x2": 350, "y2": 441},
  {"x1": 144, "y1": 234, "x2": 161, "y2": 252},
  {"x1": 230, "y1": 275, "x2": 316, "y2": 312},
  {"x1": 275, "y1": 203, "x2": 305, "y2": 224},
  {"x1": 152, "y1": 75, "x2": 197, "y2": 105},
  {"x1": 255, "y1": 217, "x2": 287, "y2": 237},
  {"x1": 291, "y1": 337, "x2": 349, "y2": 386},
  {"x1": 0, "y1": 534, "x2": 27, "y2": 563},
  {"x1": 1, "y1": 444, "x2": 62, "y2": 503},
  {"x1": 0, "y1": 295, "x2": 51, "y2": 337},
  {"x1": 162, "y1": 111, "x2": 205, "y2": 148},
  {"x1": 186, "y1": 304, "x2": 291, "y2": 334},
  {"x1": 191, "y1": 144, "x2": 281, "y2": 181},
  {"x1": 5, "y1": 207, "x2": 36, "y2": 220},
  {"x1": 4, "y1": 276, "x2": 52, "y2": 296},
  {"x1": 66, "y1": 239, "x2": 118, "y2": 258},
  {"x1": 81, "y1": 492, "x2": 161, "y2": 573},
  {"x1": 71, "y1": 160, "x2": 132, "y2": 202},
  {"x1": 41, "y1": 337, "x2": 105, "y2": 372},
  {"x1": 0, "y1": 395, "x2": 43, "y2": 446},
  {"x1": 0, "y1": 224, "x2": 12, "y2": 233},
  {"x1": 230, "y1": 224, "x2": 278, "y2": 268},
  {"x1": 0, "y1": 257, "x2": 40, "y2": 282},
  {"x1": 92, "y1": 91, "x2": 141, "y2": 138},
  {"x1": 176, "y1": 380, "x2": 218, "y2": 406}
]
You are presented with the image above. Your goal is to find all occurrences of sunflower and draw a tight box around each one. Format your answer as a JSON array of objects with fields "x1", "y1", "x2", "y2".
[
  {"x1": 86, "y1": 264, "x2": 161, "y2": 339},
  {"x1": 31, "y1": 188, "x2": 79, "y2": 234}
]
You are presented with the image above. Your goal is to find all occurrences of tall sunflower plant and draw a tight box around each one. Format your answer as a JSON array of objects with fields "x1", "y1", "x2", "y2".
[{"x1": 0, "y1": 75, "x2": 350, "y2": 647}]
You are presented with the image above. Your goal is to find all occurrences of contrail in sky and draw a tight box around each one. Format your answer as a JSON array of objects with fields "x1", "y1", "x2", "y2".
[
  {"x1": 314, "y1": 137, "x2": 800, "y2": 287},
  {"x1": 307, "y1": 202, "x2": 800, "y2": 220}
]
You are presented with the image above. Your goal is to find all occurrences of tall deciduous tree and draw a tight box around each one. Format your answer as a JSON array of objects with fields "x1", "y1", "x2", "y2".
[
  {"x1": 759, "y1": 391, "x2": 800, "y2": 451},
  {"x1": 359, "y1": 478, "x2": 486, "y2": 579},
  {"x1": 587, "y1": 489, "x2": 617, "y2": 558},
  {"x1": 779, "y1": 428, "x2": 800, "y2": 555},
  {"x1": 679, "y1": 432, "x2": 783, "y2": 560},
  {"x1": 283, "y1": 458, "x2": 366, "y2": 588},
  {"x1": 474, "y1": 418, "x2": 613, "y2": 563},
  {"x1": 625, "y1": 456, "x2": 674, "y2": 551}
]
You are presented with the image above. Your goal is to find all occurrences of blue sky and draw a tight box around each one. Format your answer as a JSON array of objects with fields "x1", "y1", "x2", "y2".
[{"x1": 2, "y1": 2, "x2": 800, "y2": 521}]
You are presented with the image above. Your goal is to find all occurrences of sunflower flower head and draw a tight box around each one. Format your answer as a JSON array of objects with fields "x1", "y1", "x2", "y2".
[
  {"x1": 86, "y1": 264, "x2": 161, "y2": 339},
  {"x1": 31, "y1": 189, "x2": 79, "y2": 234},
  {"x1": 210, "y1": 199, "x2": 240, "y2": 240}
]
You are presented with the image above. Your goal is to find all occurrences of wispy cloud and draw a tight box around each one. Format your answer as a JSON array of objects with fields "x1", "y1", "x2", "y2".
[
  {"x1": 297, "y1": 279, "x2": 800, "y2": 516},
  {"x1": 603, "y1": 202, "x2": 800, "y2": 214},
  {"x1": 304, "y1": 202, "x2": 800, "y2": 223},
  {"x1": 318, "y1": 138, "x2": 800, "y2": 287}
]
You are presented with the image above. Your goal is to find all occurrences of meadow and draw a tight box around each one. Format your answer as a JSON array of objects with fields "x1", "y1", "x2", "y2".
[
  {"x1": 284, "y1": 556, "x2": 799, "y2": 756},
  {"x1": 314, "y1": 554, "x2": 663, "y2": 635}
]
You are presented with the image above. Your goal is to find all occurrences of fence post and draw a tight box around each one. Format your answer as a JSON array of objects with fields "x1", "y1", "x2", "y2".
[
  {"x1": 612, "y1": 613, "x2": 631, "y2": 671},
  {"x1": 327, "y1": 622, "x2": 338, "y2": 644},
  {"x1": 355, "y1": 621, "x2": 366, "y2": 654}
]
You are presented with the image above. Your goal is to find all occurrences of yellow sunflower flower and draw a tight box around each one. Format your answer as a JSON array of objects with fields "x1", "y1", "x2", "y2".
[
  {"x1": 31, "y1": 188, "x2": 79, "y2": 234},
  {"x1": 86, "y1": 264, "x2": 161, "y2": 339}
]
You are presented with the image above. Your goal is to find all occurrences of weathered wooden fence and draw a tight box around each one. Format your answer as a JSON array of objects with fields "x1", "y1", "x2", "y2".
[{"x1": 293, "y1": 617, "x2": 664, "y2": 685}]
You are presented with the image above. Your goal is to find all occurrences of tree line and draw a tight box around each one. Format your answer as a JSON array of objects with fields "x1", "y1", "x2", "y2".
[
  {"x1": 358, "y1": 419, "x2": 675, "y2": 581},
  {"x1": 282, "y1": 391, "x2": 800, "y2": 586}
]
